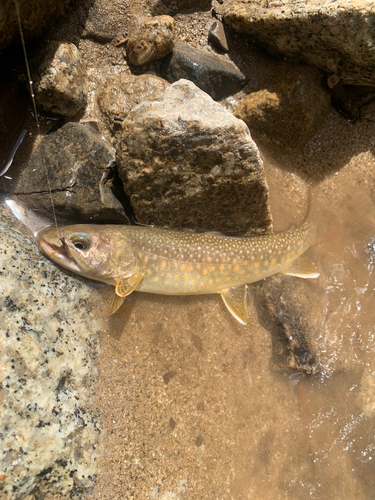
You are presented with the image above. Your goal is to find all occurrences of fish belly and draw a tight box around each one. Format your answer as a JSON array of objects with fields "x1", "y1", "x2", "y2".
[{"x1": 136, "y1": 256, "x2": 285, "y2": 295}]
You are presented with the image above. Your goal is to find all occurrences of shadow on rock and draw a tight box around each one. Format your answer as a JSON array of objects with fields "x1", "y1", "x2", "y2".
[{"x1": 258, "y1": 108, "x2": 375, "y2": 183}]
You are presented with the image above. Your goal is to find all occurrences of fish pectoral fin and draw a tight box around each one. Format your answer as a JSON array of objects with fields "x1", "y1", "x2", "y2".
[
  {"x1": 115, "y1": 270, "x2": 145, "y2": 297},
  {"x1": 108, "y1": 293, "x2": 126, "y2": 316},
  {"x1": 108, "y1": 270, "x2": 145, "y2": 316},
  {"x1": 282, "y1": 256, "x2": 320, "y2": 278},
  {"x1": 220, "y1": 285, "x2": 249, "y2": 325}
]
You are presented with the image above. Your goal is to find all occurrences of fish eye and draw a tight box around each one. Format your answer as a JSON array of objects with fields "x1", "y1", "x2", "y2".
[{"x1": 70, "y1": 234, "x2": 91, "y2": 251}]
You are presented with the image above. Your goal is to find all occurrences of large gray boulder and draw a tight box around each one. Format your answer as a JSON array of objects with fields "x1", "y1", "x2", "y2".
[
  {"x1": 116, "y1": 79, "x2": 272, "y2": 235},
  {"x1": 0, "y1": 202, "x2": 102, "y2": 499},
  {"x1": 224, "y1": 0, "x2": 375, "y2": 85}
]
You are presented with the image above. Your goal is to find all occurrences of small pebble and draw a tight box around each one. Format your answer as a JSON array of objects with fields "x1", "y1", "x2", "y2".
[
  {"x1": 127, "y1": 15, "x2": 175, "y2": 66},
  {"x1": 208, "y1": 20, "x2": 229, "y2": 52}
]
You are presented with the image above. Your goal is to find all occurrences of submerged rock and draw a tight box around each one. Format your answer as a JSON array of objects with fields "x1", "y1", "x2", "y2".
[
  {"x1": 14, "y1": 122, "x2": 128, "y2": 223},
  {"x1": 0, "y1": 203, "x2": 102, "y2": 498},
  {"x1": 160, "y1": 41, "x2": 246, "y2": 100},
  {"x1": 126, "y1": 15, "x2": 175, "y2": 66},
  {"x1": 31, "y1": 41, "x2": 88, "y2": 117},
  {"x1": 97, "y1": 74, "x2": 170, "y2": 134},
  {"x1": 224, "y1": 0, "x2": 375, "y2": 86},
  {"x1": 255, "y1": 274, "x2": 321, "y2": 374},
  {"x1": 117, "y1": 79, "x2": 272, "y2": 235},
  {"x1": 234, "y1": 63, "x2": 331, "y2": 154}
]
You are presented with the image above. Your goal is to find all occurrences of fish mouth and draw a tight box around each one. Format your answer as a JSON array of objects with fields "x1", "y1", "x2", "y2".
[{"x1": 40, "y1": 239, "x2": 82, "y2": 274}]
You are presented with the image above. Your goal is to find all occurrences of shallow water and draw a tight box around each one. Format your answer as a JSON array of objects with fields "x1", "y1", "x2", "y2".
[{"x1": 86, "y1": 144, "x2": 375, "y2": 499}]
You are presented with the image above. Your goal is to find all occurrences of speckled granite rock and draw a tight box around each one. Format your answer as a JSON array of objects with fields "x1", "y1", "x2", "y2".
[
  {"x1": 126, "y1": 15, "x2": 175, "y2": 66},
  {"x1": 0, "y1": 0, "x2": 73, "y2": 51},
  {"x1": 117, "y1": 79, "x2": 272, "y2": 235},
  {"x1": 160, "y1": 41, "x2": 246, "y2": 100},
  {"x1": 224, "y1": 0, "x2": 375, "y2": 86},
  {"x1": 97, "y1": 74, "x2": 170, "y2": 134},
  {"x1": 0, "y1": 203, "x2": 102, "y2": 499},
  {"x1": 14, "y1": 122, "x2": 128, "y2": 223},
  {"x1": 31, "y1": 41, "x2": 88, "y2": 117},
  {"x1": 234, "y1": 63, "x2": 331, "y2": 153}
]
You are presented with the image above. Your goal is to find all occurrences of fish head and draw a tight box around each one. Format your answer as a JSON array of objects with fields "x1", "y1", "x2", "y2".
[{"x1": 38, "y1": 224, "x2": 138, "y2": 284}]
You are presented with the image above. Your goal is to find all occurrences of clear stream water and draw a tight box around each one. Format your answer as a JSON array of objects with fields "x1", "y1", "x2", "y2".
[{"x1": 89, "y1": 145, "x2": 375, "y2": 499}]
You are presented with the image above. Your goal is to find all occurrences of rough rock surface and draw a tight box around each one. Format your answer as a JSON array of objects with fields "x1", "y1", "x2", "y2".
[
  {"x1": 0, "y1": 0, "x2": 73, "y2": 51},
  {"x1": 0, "y1": 203, "x2": 102, "y2": 499},
  {"x1": 97, "y1": 74, "x2": 170, "y2": 134},
  {"x1": 126, "y1": 15, "x2": 175, "y2": 66},
  {"x1": 254, "y1": 274, "x2": 322, "y2": 374},
  {"x1": 117, "y1": 79, "x2": 272, "y2": 235},
  {"x1": 31, "y1": 41, "x2": 88, "y2": 117},
  {"x1": 160, "y1": 41, "x2": 246, "y2": 100},
  {"x1": 224, "y1": 0, "x2": 375, "y2": 86},
  {"x1": 14, "y1": 122, "x2": 128, "y2": 223},
  {"x1": 234, "y1": 63, "x2": 331, "y2": 153}
]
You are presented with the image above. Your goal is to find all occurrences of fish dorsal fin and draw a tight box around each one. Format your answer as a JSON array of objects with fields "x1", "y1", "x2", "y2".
[
  {"x1": 115, "y1": 270, "x2": 145, "y2": 297},
  {"x1": 108, "y1": 292, "x2": 126, "y2": 316},
  {"x1": 282, "y1": 256, "x2": 320, "y2": 278},
  {"x1": 220, "y1": 285, "x2": 249, "y2": 325}
]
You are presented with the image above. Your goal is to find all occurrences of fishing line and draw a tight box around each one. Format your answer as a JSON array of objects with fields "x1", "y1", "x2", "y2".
[{"x1": 13, "y1": 0, "x2": 59, "y2": 230}]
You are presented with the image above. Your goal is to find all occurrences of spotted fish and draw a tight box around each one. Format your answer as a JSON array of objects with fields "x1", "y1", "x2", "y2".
[{"x1": 38, "y1": 210, "x2": 319, "y2": 324}]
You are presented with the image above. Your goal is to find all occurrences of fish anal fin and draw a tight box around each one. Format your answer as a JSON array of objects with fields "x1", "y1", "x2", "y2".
[
  {"x1": 283, "y1": 256, "x2": 320, "y2": 279},
  {"x1": 220, "y1": 285, "x2": 249, "y2": 325},
  {"x1": 115, "y1": 270, "x2": 145, "y2": 297},
  {"x1": 108, "y1": 292, "x2": 126, "y2": 316}
]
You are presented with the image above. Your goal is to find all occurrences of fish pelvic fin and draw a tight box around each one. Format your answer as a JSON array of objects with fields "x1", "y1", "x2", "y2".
[
  {"x1": 108, "y1": 292, "x2": 126, "y2": 315},
  {"x1": 282, "y1": 256, "x2": 320, "y2": 279},
  {"x1": 220, "y1": 285, "x2": 249, "y2": 325}
]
